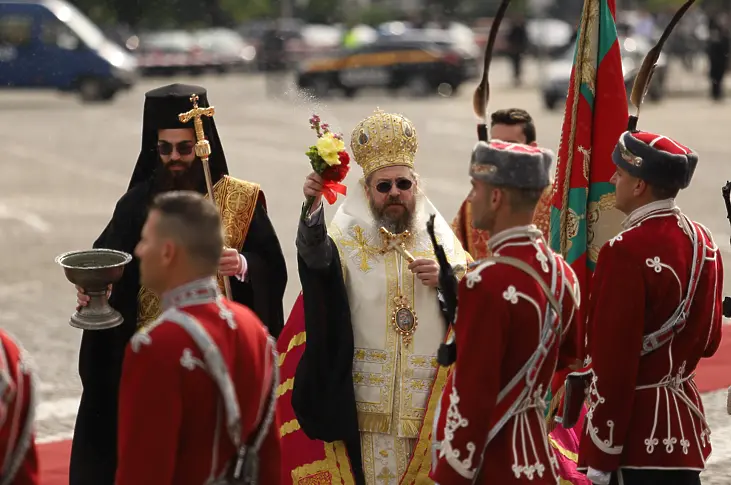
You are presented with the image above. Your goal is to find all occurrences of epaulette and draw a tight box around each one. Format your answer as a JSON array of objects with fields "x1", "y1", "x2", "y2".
[
  {"x1": 693, "y1": 220, "x2": 716, "y2": 245},
  {"x1": 467, "y1": 257, "x2": 490, "y2": 270},
  {"x1": 464, "y1": 257, "x2": 501, "y2": 287}
]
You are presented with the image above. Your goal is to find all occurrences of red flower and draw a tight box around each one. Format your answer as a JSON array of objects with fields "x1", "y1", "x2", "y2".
[
  {"x1": 322, "y1": 151, "x2": 350, "y2": 181},
  {"x1": 338, "y1": 151, "x2": 350, "y2": 166}
]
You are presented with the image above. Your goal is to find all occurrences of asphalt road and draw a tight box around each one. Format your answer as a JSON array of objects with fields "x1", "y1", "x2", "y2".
[{"x1": 0, "y1": 58, "x2": 730, "y2": 481}]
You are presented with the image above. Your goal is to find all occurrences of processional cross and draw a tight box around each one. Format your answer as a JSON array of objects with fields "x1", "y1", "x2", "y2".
[
  {"x1": 178, "y1": 94, "x2": 216, "y2": 162},
  {"x1": 178, "y1": 94, "x2": 233, "y2": 300}
]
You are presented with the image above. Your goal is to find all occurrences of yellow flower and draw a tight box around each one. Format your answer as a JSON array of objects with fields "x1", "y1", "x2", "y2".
[{"x1": 316, "y1": 133, "x2": 345, "y2": 166}]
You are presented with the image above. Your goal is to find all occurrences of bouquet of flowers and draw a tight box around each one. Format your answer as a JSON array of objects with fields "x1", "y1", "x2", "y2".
[{"x1": 300, "y1": 114, "x2": 350, "y2": 220}]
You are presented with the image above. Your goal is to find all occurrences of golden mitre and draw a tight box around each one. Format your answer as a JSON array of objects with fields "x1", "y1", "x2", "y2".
[{"x1": 349, "y1": 108, "x2": 418, "y2": 177}]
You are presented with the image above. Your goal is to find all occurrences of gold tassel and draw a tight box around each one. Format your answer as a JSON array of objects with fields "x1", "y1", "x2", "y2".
[
  {"x1": 358, "y1": 412, "x2": 392, "y2": 434},
  {"x1": 398, "y1": 418, "x2": 421, "y2": 439}
]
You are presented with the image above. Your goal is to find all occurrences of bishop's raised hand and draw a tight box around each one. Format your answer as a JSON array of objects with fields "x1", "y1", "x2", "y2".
[{"x1": 303, "y1": 172, "x2": 324, "y2": 214}]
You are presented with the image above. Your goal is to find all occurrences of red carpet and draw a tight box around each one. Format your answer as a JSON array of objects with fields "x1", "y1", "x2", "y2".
[
  {"x1": 38, "y1": 440, "x2": 70, "y2": 484},
  {"x1": 36, "y1": 327, "x2": 731, "y2": 485},
  {"x1": 693, "y1": 324, "x2": 731, "y2": 393}
]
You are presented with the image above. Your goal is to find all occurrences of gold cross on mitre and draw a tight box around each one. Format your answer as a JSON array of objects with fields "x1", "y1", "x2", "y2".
[
  {"x1": 178, "y1": 94, "x2": 215, "y2": 161},
  {"x1": 379, "y1": 226, "x2": 415, "y2": 263}
]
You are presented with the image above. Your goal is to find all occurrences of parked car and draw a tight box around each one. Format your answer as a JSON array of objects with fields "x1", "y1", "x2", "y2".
[
  {"x1": 526, "y1": 18, "x2": 574, "y2": 57},
  {"x1": 194, "y1": 28, "x2": 256, "y2": 73},
  {"x1": 541, "y1": 35, "x2": 667, "y2": 110},
  {"x1": 296, "y1": 30, "x2": 479, "y2": 98},
  {"x1": 0, "y1": 0, "x2": 137, "y2": 102},
  {"x1": 135, "y1": 30, "x2": 215, "y2": 76}
]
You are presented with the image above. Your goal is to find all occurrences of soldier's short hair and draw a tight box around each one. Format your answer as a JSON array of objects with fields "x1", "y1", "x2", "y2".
[
  {"x1": 491, "y1": 108, "x2": 537, "y2": 144},
  {"x1": 504, "y1": 187, "x2": 545, "y2": 212},
  {"x1": 150, "y1": 191, "x2": 223, "y2": 272},
  {"x1": 650, "y1": 185, "x2": 680, "y2": 200}
]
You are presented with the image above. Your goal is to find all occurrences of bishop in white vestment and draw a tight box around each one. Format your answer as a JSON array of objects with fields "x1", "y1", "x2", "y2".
[{"x1": 279, "y1": 109, "x2": 470, "y2": 484}]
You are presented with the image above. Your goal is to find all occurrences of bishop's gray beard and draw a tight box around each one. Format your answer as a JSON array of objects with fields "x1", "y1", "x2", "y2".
[{"x1": 369, "y1": 197, "x2": 415, "y2": 234}]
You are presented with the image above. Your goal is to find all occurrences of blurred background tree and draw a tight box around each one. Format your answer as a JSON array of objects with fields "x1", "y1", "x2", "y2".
[
  {"x1": 356, "y1": 5, "x2": 403, "y2": 26},
  {"x1": 70, "y1": 0, "x2": 255, "y2": 28},
  {"x1": 68, "y1": 0, "x2": 728, "y2": 30},
  {"x1": 294, "y1": 0, "x2": 340, "y2": 23}
]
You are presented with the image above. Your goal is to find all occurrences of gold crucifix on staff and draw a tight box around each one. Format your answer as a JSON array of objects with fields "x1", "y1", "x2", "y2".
[
  {"x1": 178, "y1": 94, "x2": 233, "y2": 300},
  {"x1": 379, "y1": 227, "x2": 415, "y2": 263}
]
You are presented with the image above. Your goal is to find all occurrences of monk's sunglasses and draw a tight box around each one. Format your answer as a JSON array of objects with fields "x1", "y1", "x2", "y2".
[
  {"x1": 157, "y1": 141, "x2": 195, "y2": 156},
  {"x1": 375, "y1": 178, "x2": 413, "y2": 194}
]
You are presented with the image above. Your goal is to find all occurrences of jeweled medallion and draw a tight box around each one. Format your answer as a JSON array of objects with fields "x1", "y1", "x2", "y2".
[{"x1": 392, "y1": 295, "x2": 418, "y2": 345}]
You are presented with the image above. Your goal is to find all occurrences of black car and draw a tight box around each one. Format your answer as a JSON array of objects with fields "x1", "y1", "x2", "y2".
[{"x1": 296, "y1": 31, "x2": 479, "y2": 98}]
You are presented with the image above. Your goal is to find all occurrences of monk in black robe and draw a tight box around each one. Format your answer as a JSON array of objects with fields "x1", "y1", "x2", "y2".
[{"x1": 68, "y1": 83, "x2": 287, "y2": 485}]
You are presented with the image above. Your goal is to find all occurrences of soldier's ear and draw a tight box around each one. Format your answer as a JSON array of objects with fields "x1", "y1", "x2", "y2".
[
  {"x1": 161, "y1": 239, "x2": 176, "y2": 266},
  {"x1": 491, "y1": 186, "x2": 503, "y2": 208},
  {"x1": 634, "y1": 178, "x2": 648, "y2": 197}
]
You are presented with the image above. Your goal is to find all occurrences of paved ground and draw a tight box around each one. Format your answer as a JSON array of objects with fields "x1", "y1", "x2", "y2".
[{"x1": 1, "y1": 57, "x2": 730, "y2": 481}]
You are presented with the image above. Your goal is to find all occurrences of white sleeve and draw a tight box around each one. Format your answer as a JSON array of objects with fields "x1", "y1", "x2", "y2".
[
  {"x1": 586, "y1": 467, "x2": 611, "y2": 485},
  {"x1": 234, "y1": 253, "x2": 248, "y2": 282}
]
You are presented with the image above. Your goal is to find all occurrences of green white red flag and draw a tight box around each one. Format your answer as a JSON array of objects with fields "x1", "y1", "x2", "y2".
[{"x1": 549, "y1": 0, "x2": 629, "y2": 348}]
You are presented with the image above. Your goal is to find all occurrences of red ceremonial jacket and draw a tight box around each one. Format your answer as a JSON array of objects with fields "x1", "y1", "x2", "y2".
[
  {"x1": 430, "y1": 225, "x2": 581, "y2": 484},
  {"x1": 0, "y1": 330, "x2": 38, "y2": 485},
  {"x1": 576, "y1": 199, "x2": 723, "y2": 473},
  {"x1": 116, "y1": 277, "x2": 281, "y2": 485}
]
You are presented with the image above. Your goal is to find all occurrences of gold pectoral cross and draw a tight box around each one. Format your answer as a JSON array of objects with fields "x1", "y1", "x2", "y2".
[
  {"x1": 178, "y1": 94, "x2": 215, "y2": 162},
  {"x1": 380, "y1": 226, "x2": 419, "y2": 345},
  {"x1": 379, "y1": 227, "x2": 415, "y2": 263}
]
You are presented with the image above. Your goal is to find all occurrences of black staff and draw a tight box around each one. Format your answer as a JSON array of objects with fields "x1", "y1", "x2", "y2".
[{"x1": 722, "y1": 182, "x2": 731, "y2": 317}]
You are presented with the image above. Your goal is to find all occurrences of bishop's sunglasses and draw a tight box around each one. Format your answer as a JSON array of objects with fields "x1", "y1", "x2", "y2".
[
  {"x1": 375, "y1": 178, "x2": 414, "y2": 194},
  {"x1": 157, "y1": 141, "x2": 195, "y2": 156}
]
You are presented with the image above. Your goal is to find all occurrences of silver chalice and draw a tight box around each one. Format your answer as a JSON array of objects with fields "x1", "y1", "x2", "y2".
[{"x1": 56, "y1": 249, "x2": 132, "y2": 330}]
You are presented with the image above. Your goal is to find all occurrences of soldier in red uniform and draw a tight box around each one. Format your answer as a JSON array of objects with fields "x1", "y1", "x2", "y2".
[
  {"x1": 567, "y1": 131, "x2": 723, "y2": 485},
  {"x1": 430, "y1": 140, "x2": 581, "y2": 484},
  {"x1": 115, "y1": 191, "x2": 281, "y2": 485},
  {"x1": 0, "y1": 330, "x2": 38, "y2": 485}
]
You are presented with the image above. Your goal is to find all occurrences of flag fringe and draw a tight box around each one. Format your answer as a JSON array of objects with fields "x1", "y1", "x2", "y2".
[{"x1": 558, "y1": 0, "x2": 597, "y2": 257}]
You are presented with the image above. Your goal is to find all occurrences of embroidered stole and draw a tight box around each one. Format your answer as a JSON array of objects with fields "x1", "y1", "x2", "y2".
[
  {"x1": 316, "y1": 189, "x2": 467, "y2": 483},
  {"x1": 137, "y1": 176, "x2": 260, "y2": 327}
]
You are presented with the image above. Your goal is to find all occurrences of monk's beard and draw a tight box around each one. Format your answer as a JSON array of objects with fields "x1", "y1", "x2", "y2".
[
  {"x1": 152, "y1": 158, "x2": 205, "y2": 194},
  {"x1": 369, "y1": 196, "x2": 415, "y2": 234}
]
